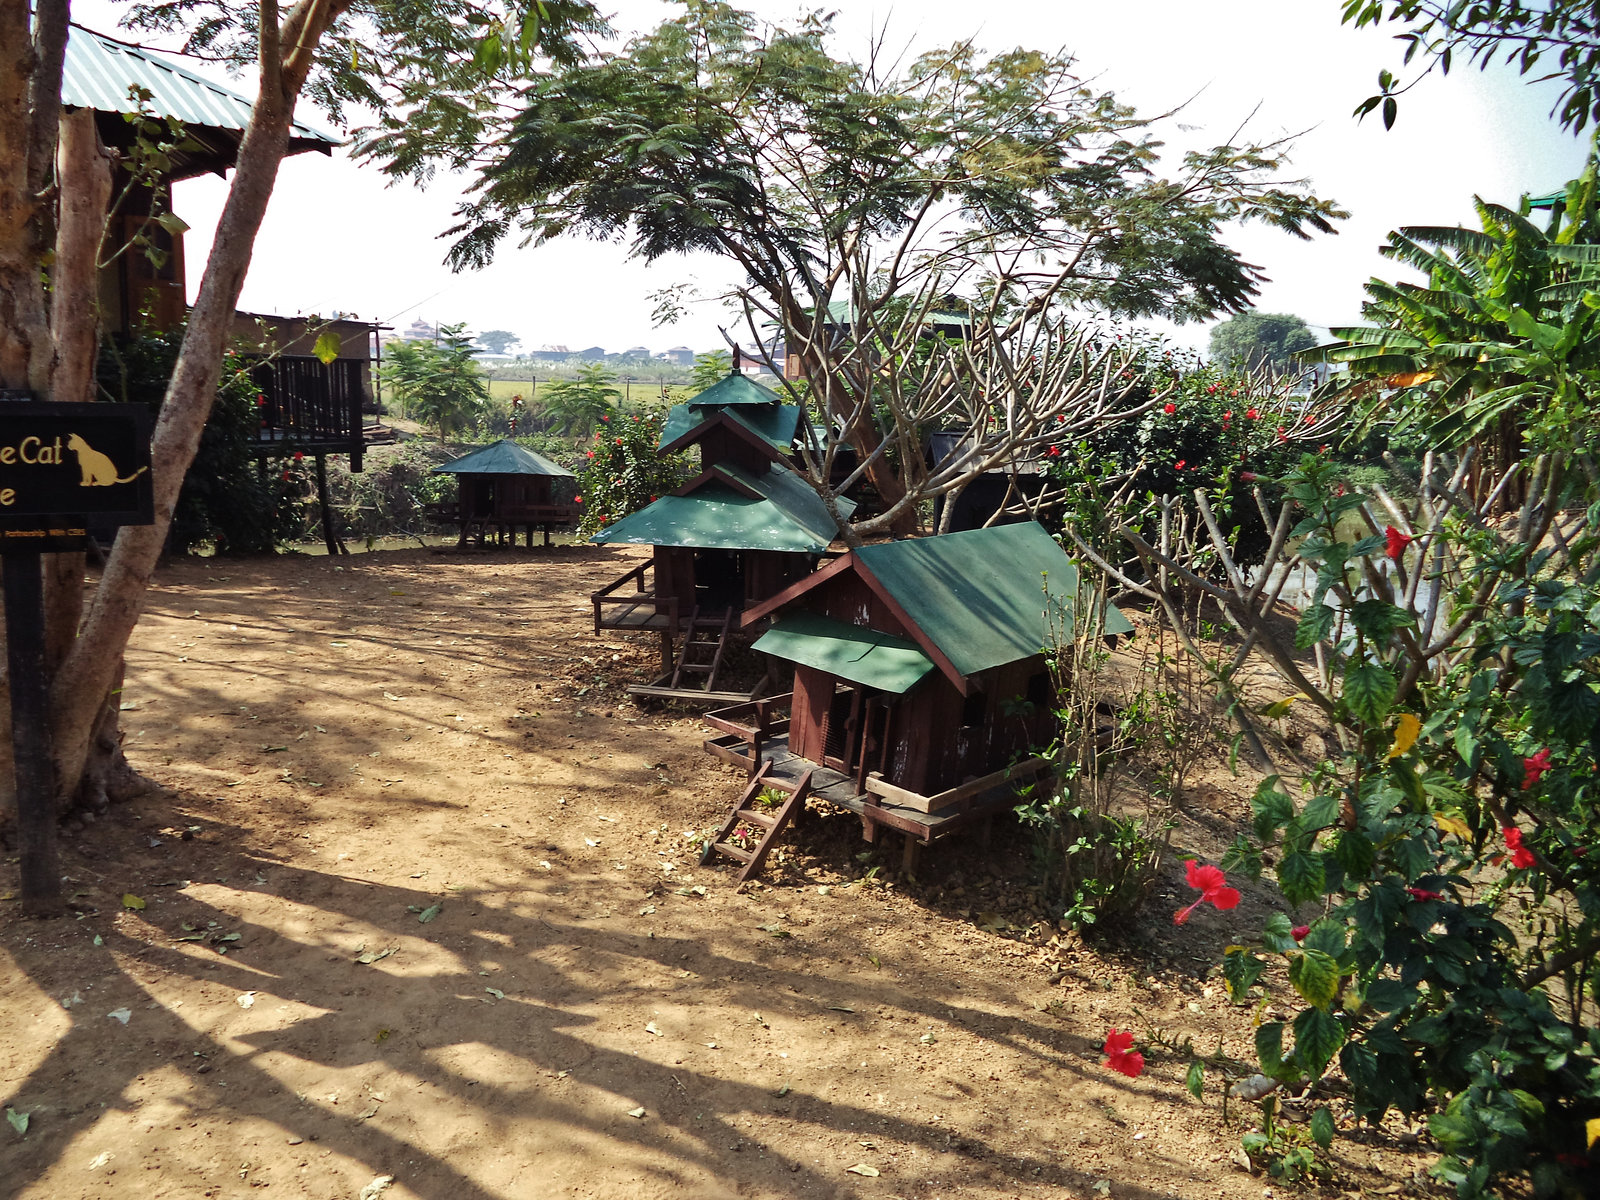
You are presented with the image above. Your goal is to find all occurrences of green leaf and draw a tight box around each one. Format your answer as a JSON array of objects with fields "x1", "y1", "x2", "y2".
[
  {"x1": 1277, "y1": 849, "x2": 1326, "y2": 906},
  {"x1": 1310, "y1": 1106, "x2": 1335, "y2": 1149},
  {"x1": 313, "y1": 330, "x2": 342, "y2": 365},
  {"x1": 1291, "y1": 791, "x2": 1340, "y2": 835},
  {"x1": 1343, "y1": 660, "x2": 1397, "y2": 724},
  {"x1": 1262, "y1": 912, "x2": 1298, "y2": 954},
  {"x1": 1288, "y1": 949, "x2": 1342, "y2": 1009},
  {"x1": 1292, "y1": 1006, "x2": 1345, "y2": 1076},
  {"x1": 5, "y1": 1107, "x2": 28, "y2": 1137},
  {"x1": 416, "y1": 901, "x2": 443, "y2": 924},
  {"x1": 155, "y1": 210, "x2": 190, "y2": 236},
  {"x1": 1295, "y1": 604, "x2": 1335, "y2": 649},
  {"x1": 1224, "y1": 946, "x2": 1267, "y2": 1002},
  {"x1": 1185, "y1": 1059, "x2": 1205, "y2": 1100},
  {"x1": 1251, "y1": 776, "x2": 1294, "y2": 843},
  {"x1": 1349, "y1": 599, "x2": 1414, "y2": 640},
  {"x1": 1256, "y1": 1021, "x2": 1291, "y2": 1079}
]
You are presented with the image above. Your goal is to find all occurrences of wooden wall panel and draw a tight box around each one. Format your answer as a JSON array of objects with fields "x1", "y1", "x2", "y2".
[{"x1": 789, "y1": 664, "x2": 834, "y2": 763}]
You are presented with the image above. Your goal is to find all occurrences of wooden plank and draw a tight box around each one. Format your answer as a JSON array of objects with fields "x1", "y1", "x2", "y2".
[
  {"x1": 702, "y1": 735, "x2": 755, "y2": 769},
  {"x1": 864, "y1": 755, "x2": 1053, "y2": 814}
]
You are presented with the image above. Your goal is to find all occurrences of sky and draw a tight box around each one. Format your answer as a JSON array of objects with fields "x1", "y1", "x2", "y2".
[{"x1": 74, "y1": 0, "x2": 1594, "y2": 357}]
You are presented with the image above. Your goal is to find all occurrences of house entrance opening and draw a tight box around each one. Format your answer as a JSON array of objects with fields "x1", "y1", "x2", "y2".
[{"x1": 693, "y1": 549, "x2": 744, "y2": 612}]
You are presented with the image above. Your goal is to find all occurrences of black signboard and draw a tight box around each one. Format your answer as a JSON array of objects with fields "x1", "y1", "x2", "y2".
[{"x1": 0, "y1": 401, "x2": 154, "y2": 543}]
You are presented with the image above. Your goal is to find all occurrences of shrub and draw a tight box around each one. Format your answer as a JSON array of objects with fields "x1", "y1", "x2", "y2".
[{"x1": 576, "y1": 408, "x2": 692, "y2": 535}]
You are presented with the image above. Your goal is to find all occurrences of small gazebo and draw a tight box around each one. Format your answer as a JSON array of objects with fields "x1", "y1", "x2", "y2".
[{"x1": 432, "y1": 440, "x2": 577, "y2": 547}]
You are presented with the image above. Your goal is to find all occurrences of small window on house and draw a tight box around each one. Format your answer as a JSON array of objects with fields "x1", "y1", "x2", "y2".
[
  {"x1": 961, "y1": 688, "x2": 987, "y2": 728},
  {"x1": 1026, "y1": 671, "x2": 1052, "y2": 710}
]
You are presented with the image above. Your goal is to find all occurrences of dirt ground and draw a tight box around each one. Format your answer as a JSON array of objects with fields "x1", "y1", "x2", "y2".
[{"x1": 1, "y1": 545, "x2": 1444, "y2": 1200}]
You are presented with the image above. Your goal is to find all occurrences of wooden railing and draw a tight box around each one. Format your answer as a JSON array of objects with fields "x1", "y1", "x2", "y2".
[
  {"x1": 590, "y1": 560, "x2": 680, "y2": 637},
  {"x1": 864, "y1": 754, "x2": 1053, "y2": 815},
  {"x1": 704, "y1": 692, "x2": 794, "y2": 775}
]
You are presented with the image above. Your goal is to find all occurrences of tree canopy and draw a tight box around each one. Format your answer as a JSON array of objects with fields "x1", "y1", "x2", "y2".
[
  {"x1": 424, "y1": 2, "x2": 1345, "y2": 535},
  {"x1": 475, "y1": 329, "x2": 521, "y2": 355},
  {"x1": 1208, "y1": 311, "x2": 1317, "y2": 374}
]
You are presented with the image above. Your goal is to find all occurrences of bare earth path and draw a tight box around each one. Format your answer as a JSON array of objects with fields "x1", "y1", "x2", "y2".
[{"x1": 1, "y1": 547, "x2": 1437, "y2": 1199}]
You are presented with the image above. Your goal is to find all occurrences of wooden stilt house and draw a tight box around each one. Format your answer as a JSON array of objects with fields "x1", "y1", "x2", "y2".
[
  {"x1": 432, "y1": 440, "x2": 578, "y2": 547},
  {"x1": 698, "y1": 522, "x2": 1132, "y2": 879},
  {"x1": 588, "y1": 404, "x2": 852, "y2": 701}
]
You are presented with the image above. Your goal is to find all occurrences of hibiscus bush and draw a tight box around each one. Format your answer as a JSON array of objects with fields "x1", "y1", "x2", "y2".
[
  {"x1": 574, "y1": 406, "x2": 693, "y2": 536},
  {"x1": 1166, "y1": 455, "x2": 1600, "y2": 1197}
]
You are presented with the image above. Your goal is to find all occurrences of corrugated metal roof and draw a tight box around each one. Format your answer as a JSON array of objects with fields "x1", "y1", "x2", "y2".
[
  {"x1": 433, "y1": 440, "x2": 575, "y2": 477},
  {"x1": 63, "y1": 24, "x2": 335, "y2": 144},
  {"x1": 852, "y1": 522, "x2": 1134, "y2": 679},
  {"x1": 590, "y1": 461, "x2": 848, "y2": 552},
  {"x1": 753, "y1": 612, "x2": 934, "y2": 694}
]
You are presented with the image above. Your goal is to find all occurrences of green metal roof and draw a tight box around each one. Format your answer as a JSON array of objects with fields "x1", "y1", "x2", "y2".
[
  {"x1": 753, "y1": 612, "x2": 935, "y2": 694},
  {"x1": 64, "y1": 25, "x2": 334, "y2": 147},
  {"x1": 687, "y1": 372, "x2": 784, "y2": 407},
  {"x1": 657, "y1": 402, "x2": 801, "y2": 450},
  {"x1": 432, "y1": 439, "x2": 575, "y2": 477},
  {"x1": 1526, "y1": 189, "x2": 1567, "y2": 210},
  {"x1": 853, "y1": 522, "x2": 1134, "y2": 679},
  {"x1": 590, "y1": 461, "x2": 849, "y2": 552}
]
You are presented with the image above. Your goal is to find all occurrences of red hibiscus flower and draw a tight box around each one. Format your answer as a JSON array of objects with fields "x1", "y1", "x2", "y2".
[
  {"x1": 586, "y1": 451, "x2": 595, "y2": 459},
  {"x1": 1291, "y1": 925, "x2": 1310, "y2": 942},
  {"x1": 1222, "y1": 410, "x2": 1232, "y2": 420},
  {"x1": 1522, "y1": 748, "x2": 1552, "y2": 789},
  {"x1": 1384, "y1": 526, "x2": 1412, "y2": 561},
  {"x1": 1048, "y1": 445, "x2": 1061, "y2": 456},
  {"x1": 1304, "y1": 413, "x2": 1315, "y2": 425},
  {"x1": 1405, "y1": 886, "x2": 1443, "y2": 902},
  {"x1": 293, "y1": 451, "x2": 304, "y2": 462},
  {"x1": 1102, "y1": 1029, "x2": 1145, "y2": 1078},
  {"x1": 600, "y1": 415, "x2": 609, "y2": 422},
  {"x1": 1174, "y1": 860, "x2": 1241, "y2": 925},
  {"x1": 1244, "y1": 406, "x2": 1257, "y2": 418},
  {"x1": 280, "y1": 470, "x2": 290, "y2": 482},
  {"x1": 616, "y1": 437, "x2": 623, "y2": 445},
  {"x1": 1175, "y1": 460, "x2": 1186, "y2": 471},
  {"x1": 1503, "y1": 826, "x2": 1536, "y2": 870},
  {"x1": 573, "y1": 495, "x2": 582, "y2": 503},
  {"x1": 1163, "y1": 403, "x2": 1176, "y2": 414},
  {"x1": 1239, "y1": 471, "x2": 1259, "y2": 483}
]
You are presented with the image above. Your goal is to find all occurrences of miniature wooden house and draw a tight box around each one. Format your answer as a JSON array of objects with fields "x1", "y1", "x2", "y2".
[
  {"x1": 737, "y1": 522, "x2": 1132, "y2": 796},
  {"x1": 589, "y1": 403, "x2": 852, "y2": 700},
  {"x1": 432, "y1": 440, "x2": 577, "y2": 547}
]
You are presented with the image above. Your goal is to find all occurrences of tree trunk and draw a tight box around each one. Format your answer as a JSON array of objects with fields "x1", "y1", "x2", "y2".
[{"x1": 47, "y1": 0, "x2": 353, "y2": 806}]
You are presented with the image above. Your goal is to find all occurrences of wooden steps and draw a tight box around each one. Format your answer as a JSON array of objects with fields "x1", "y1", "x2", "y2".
[
  {"x1": 668, "y1": 606, "x2": 737, "y2": 692},
  {"x1": 700, "y1": 759, "x2": 815, "y2": 883}
]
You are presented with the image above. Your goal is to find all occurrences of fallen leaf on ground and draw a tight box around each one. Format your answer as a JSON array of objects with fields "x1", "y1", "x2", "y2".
[
  {"x1": 236, "y1": 992, "x2": 256, "y2": 1009},
  {"x1": 107, "y1": 1008, "x2": 131, "y2": 1025},
  {"x1": 355, "y1": 946, "x2": 398, "y2": 965},
  {"x1": 846, "y1": 1164, "x2": 880, "y2": 1177},
  {"x1": 414, "y1": 902, "x2": 442, "y2": 924},
  {"x1": 121, "y1": 894, "x2": 146, "y2": 911},
  {"x1": 626, "y1": 1107, "x2": 646, "y2": 1119},
  {"x1": 485, "y1": 987, "x2": 504, "y2": 1000},
  {"x1": 87, "y1": 1151, "x2": 112, "y2": 1170},
  {"x1": 357, "y1": 1176, "x2": 394, "y2": 1200},
  {"x1": 6, "y1": 1108, "x2": 29, "y2": 1136},
  {"x1": 644, "y1": 1021, "x2": 663, "y2": 1037}
]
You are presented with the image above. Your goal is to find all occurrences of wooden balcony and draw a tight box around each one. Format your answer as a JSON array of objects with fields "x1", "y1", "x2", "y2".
[{"x1": 591, "y1": 560, "x2": 682, "y2": 637}]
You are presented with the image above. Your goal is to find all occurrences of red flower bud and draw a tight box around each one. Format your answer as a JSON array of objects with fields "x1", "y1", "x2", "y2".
[
  {"x1": 1291, "y1": 924, "x2": 1310, "y2": 942},
  {"x1": 1405, "y1": 886, "x2": 1443, "y2": 902},
  {"x1": 1245, "y1": 407, "x2": 1259, "y2": 419},
  {"x1": 1163, "y1": 403, "x2": 1176, "y2": 414},
  {"x1": 293, "y1": 451, "x2": 304, "y2": 462}
]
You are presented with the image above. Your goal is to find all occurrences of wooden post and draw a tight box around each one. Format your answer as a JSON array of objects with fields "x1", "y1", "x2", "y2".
[
  {"x1": 314, "y1": 453, "x2": 345, "y2": 555},
  {"x1": 4, "y1": 550, "x2": 63, "y2": 916}
]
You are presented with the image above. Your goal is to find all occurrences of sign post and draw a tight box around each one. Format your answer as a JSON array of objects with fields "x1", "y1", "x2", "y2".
[{"x1": 1, "y1": 401, "x2": 152, "y2": 916}]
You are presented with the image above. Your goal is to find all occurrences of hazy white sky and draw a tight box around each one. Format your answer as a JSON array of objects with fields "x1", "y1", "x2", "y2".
[{"x1": 76, "y1": 0, "x2": 1592, "y2": 355}]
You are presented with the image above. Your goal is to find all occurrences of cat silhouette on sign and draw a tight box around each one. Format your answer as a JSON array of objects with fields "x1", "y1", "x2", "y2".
[{"x1": 67, "y1": 433, "x2": 148, "y2": 486}]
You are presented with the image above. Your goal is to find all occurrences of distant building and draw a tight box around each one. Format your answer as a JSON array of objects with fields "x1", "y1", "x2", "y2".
[
  {"x1": 618, "y1": 345, "x2": 652, "y2": 361},
  {"x1": 576, "y1": 346, "x2": 607, "y2": 361},
  {"x1": 659, "y1": 346, "x2": 696, "y2": 366},
  {"x1": 388, "y1": 318, "x2": 438, "y2": 343}
]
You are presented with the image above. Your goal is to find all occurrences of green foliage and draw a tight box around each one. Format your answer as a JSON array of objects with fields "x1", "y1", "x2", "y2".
[
  {"x1": 1207, "y1": 312, "x2": 1316, "y2": 374},
  {"x1": 475, "y1": 329, "x2": 521, "y2": 355},
  {"x1": 380, "y1": 323, "x2": 491, "y2": 439},
  {"x1": 1049, "y1": 335, "x2": 1312, "y2": 574},
  {"x1": 689, "y1": 351, "x2": 733, "y2": 394},
  {"x1": 1211, "y1": 454, "x2": 1600, "y2": 1200},
  {"x1": 538, "y1": 363, "x2": 621, "y2": 435},
  {"x1": 1239, "y1": 1095, "x2": 1329, "y2": 1183},
  {"x1": 575, "y1": 407, "x2": 692, "y2": 534},
  {"x1": 328, "y1": 441, "x2": 458, "y2": 545},
  {"x1": 1309, "y1": 149, "x2": 1600, "y2": 464},
  {"x1": 97, "y1": 324, "x2": 303, "y2": 555},
  {"x1": 1342, "y1": 0, "x2": 1600, "y2": 133},
  {"x1": 442, "y1": 3, "x2": 1343, "y2": 320}
]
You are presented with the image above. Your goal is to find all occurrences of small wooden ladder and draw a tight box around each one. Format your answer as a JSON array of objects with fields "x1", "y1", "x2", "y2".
[
  {"x1": 670, "y1": 606, "x2": 737, "y2": 692},
  {"x1": 700, "y1": 760, "x2": 815, "y2": 882}
]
